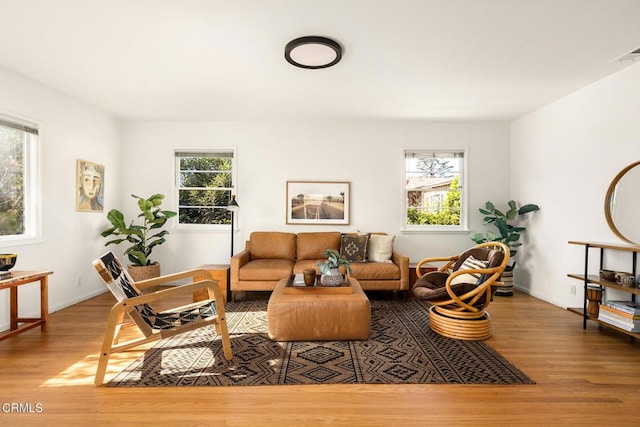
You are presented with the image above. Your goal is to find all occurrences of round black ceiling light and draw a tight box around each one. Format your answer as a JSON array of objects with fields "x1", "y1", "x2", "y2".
[{"x1": 284, "y1": 36, "x2": 342, "y2": 69}]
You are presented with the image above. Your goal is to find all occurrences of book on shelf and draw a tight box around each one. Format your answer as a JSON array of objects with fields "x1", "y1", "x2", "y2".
[
  {"x1": 0, "y1": 271, "x2": 12, "y2": 280},
  {"x1": 598, "y1": 311, "x2": 640, "y2": 332},
  {"x1": 599, "y1": 304, "x2": 640, "y2": 320},
  {"x1": 606, "y1": 300, "x2": 640, "y2": 315}
]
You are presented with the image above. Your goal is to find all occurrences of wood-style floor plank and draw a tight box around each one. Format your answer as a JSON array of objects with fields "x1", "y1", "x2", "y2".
[{"x1": 1, "y1": 290, "x2": 639, "y2": 426}]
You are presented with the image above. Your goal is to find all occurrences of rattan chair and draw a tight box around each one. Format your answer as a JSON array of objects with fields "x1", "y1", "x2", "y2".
[
  {"x1": 92, "y1": 251, "x2": 233, "y2": 386},
  {"x1": 411, "y1": 242, "x2": 510, "y2": 340}
]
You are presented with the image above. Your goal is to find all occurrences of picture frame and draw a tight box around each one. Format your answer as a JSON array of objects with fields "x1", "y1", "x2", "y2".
[
  {"x1": 286, "y1": 181, "x2": 350, "y2": 225},
  {"x1": 76, "y1": 159, "x2": 104, "y2": 212}
]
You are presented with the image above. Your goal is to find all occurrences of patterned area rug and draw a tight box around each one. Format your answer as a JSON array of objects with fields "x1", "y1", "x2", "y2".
[{"x1": 107, "y1": 299, "x2": 534, "y2": 386}]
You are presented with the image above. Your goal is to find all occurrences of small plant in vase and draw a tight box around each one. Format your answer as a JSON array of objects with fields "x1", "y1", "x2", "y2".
[{"x1": 316, "y1": 249, "x2": 353, "y2": 287}]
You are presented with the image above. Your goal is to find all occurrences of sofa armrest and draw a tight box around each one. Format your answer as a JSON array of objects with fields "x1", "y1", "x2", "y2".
[
  {"x1": 230, "y1": 249, "x2": 251, "y2": 289},
  {"x1": 391, "y1": 251, "x2": 410, "y2": 290}
]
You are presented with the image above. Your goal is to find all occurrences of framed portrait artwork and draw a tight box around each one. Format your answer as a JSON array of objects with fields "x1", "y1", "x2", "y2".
[
  {"x1": 76, "y1": 159, "x2": 104, "y2": 212},
  {"x1": 286, "y1": 181, "x2": 350, "y2": 225}
]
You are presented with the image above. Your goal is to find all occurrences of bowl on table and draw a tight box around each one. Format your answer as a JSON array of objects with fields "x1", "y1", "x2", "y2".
[{"x1": 0, "y1": 254, "x2": 17, "y2": 271}]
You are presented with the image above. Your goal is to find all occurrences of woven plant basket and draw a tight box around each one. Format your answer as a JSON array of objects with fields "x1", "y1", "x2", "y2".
[{"x1": 128, "y1": 263, "x2": 160, "y2": 283}]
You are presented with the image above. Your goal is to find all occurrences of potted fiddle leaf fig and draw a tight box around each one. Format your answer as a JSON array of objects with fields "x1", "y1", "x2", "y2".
[
  {"x1": 100, "y1": 194, "x2": 177, "y2": 281},
  {"x1": 316, "y1": 249, "x2": 353, "y2": 287},
  {"x1": 471, "y1": 200, "x2": 539, "y2": 296}
]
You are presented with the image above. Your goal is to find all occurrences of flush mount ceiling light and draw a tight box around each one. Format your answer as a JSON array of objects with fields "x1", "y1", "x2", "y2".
[{"x1": 285, "y1": 36, "x2": 342, "y2": 69}]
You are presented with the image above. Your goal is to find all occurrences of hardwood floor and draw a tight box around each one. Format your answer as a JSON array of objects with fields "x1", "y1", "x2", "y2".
[{"x1": 1, "y1": 290, "x2": 639, "y2": 426}]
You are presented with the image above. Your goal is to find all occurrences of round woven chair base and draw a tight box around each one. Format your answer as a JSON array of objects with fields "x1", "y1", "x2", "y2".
[{"x1": 429, "y1": 305, "x2": 492, "y2": 340}]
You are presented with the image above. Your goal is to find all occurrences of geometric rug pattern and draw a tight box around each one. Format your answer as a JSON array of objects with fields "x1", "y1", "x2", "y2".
[{"x1": 106, "y1": 299, "x2": 534, "y2": 387}]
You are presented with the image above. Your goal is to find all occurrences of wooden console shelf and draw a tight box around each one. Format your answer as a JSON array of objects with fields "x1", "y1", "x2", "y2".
[{"x1": 568, "y1": 241, "x2": 640, "y2": 339}]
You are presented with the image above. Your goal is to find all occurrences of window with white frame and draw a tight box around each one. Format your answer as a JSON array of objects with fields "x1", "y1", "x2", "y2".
[
  {"x1": 403, "y1": 149, "x2": 466, "y2": 231},
  {"x1": 0, "y1": 114, "x2": 39, "y2": 246},
  {"x1": 174, "y1": 149, "x2": 236, "y2": 226}
]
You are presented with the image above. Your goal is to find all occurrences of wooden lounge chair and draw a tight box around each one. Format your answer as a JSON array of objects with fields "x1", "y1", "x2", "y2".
[{"x1": 92, "y1": 251, "x2": 232, "y2": 386}]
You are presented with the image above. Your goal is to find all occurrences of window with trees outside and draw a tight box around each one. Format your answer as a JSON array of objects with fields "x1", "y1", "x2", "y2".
[
  {"x1": 0, "y1": 115, "x2": 39, "y2": 246},
  {"x1": 175, "y1": 149, "x2": 236, "y2": 227},
  {"x1": 403, "y1": 149, "x2": 466, "y2": 231}
]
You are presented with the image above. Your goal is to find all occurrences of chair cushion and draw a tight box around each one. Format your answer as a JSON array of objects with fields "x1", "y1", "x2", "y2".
[
  {"x1": 453, "y1": 247, "x2": 504, "y2": 270},
  {"x1": 412, "y1": 271, "x2": 477, "y2": 301},
  {"x1": 250, "y1": 232, "x2": 297, "y2": 260},
  {"x1": 450, "y1": 255, "x2": 489, "y2": 286},
  {"x1": 368, "y1": 234, "x2": 395, "y2": 262},
  {"x1": 340, "y1": 234, "x2": 370, "y2": 262},
  {"x1": 141, "y1": 300, "x2": 218, "y2": 330},
  {"x1": 296, "y1": 232, "x2": 341, "y2": 260}
]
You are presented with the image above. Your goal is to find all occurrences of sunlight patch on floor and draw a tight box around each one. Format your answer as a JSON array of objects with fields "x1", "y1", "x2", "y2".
[{"x1": 40, "y1": 351, "x2": 143, "y2": 387}]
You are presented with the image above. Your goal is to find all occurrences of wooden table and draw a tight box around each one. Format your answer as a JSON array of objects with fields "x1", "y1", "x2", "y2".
[
  {"x1": 0, "y1": 270, "x2": 53, "y2": 341},
  {"x1": 193, "y1": 264, "x2": 229, "y2": 303}
]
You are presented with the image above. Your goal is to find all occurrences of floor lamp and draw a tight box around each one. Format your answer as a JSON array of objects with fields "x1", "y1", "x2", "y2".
[{"x1": 227, "y1": 195, "x2": 240, "y2": 257}]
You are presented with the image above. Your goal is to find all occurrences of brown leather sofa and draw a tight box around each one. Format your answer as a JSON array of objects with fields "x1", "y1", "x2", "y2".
[{"x1": 230, "y1": 231, "x2": 409, "y2": 299}]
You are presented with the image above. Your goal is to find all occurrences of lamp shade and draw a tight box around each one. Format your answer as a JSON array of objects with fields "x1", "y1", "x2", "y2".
[
  {"x1": 227, "y1": 195, "x2": 240, "y2": 212},
  {"x1": 285, "y1": 36, "x2": 342, "y2": 69}
]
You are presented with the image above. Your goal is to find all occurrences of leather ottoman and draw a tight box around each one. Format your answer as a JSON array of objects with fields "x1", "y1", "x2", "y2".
[{"x1": 267, "y1": 277, "x2": 371, "y2": 341}]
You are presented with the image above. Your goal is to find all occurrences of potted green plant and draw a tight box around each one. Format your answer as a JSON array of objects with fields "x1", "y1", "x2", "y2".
[
  {"x1": 316, "y1": 249, "x2": 353, "y2": 287},
  {"x1": 100, "y1": 194, "x2": 177, "y2": 281},
  {"x1": 471, "y1": 200, "x2": 539, "y2": 296}
]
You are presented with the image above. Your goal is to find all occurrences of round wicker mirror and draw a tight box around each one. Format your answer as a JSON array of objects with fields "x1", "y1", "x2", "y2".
[{"x1": 604, "y1": 161, "x2": 640, "y2": 245}]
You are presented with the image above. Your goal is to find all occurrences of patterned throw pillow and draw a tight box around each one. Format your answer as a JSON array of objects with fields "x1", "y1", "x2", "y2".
[
  {"x1": 450, "y1": 255, "x2": 489, "y2": 286},
  {"x1": 340, "y1": 234, "x2": 370, "y2": 262}
]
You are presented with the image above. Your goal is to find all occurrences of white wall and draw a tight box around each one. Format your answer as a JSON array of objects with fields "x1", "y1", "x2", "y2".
[
  {"x1": 0, "y1": 66, "x2": 122, "y2": 330},
  {"x1": 122, "y1": 121, "x2": 511, "y2": 273},
  {"x1": 511, "y1": 62, "x2": 640, "y2": 308}
]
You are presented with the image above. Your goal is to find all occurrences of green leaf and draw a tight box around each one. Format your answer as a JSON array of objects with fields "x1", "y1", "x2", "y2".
[
  {"x1": 506, "y1": 233, "x2": 520, "y2": 242},
  {"x1": 507, "y1": 200, "x2": 517, "y2": 210},
  {"x1": 495, "y1": 219, "x2": 509, "y2": 238},
  {"x1": 485, "y1": 201, "x2": 495, "y2": 211},
  {"x1": 106, "y1": 209, "x2": 126, "y2": 228},
  {"x1": 518, "y1": 204, "x2": 540, "y2": 215}
]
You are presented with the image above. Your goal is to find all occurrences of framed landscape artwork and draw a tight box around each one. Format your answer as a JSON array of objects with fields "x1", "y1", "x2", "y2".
[
  {"x1": 76, "y1": 159, "x2": 104, "y2": 212},
  {"x1": 286, "y1": 181, "x2": 350, "y2": 225}
]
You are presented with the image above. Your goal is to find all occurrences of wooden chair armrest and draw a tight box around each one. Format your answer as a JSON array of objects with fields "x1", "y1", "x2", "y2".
[
  {"x1": 441, "y1": 267, "x2": 503, "y2": 311},
  {"x1": 416, "y1": 256, "x2": 458, "y2": 277},
  {"x1": 134, "y1": 268, "x2": 214, "y2": 290},
  {"x1": 122, "y1": 279, "x2": 223, "y2": 307}
]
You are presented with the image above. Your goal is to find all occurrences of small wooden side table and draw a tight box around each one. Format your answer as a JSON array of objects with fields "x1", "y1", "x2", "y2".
[
  {"x1": 193, "y1": 264, "x2": 229, "y2": 303},
  {"x1": 0, "y1": 270, "x2": 53, "y2": 341}
]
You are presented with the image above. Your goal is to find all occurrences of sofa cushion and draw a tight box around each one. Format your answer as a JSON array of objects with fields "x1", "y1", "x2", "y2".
[
  {"x1": 250, "y1": 232, "x2": 296, "y2": 260},
  {"x1": 349, "y1": 262, "x2": 400, "y2": 280},
  {"x1": 239, "y1": 259, "x2": 295, "y2": 281},
  {"x1": 296, "y1": 232, "x2": 341, "y2": 260},
  {"x1": 340, "y1": 234, "x2": 370, "y2": 262},
  {"x1": 368, "y1": 234, "x2": 395, "y2": 262}
]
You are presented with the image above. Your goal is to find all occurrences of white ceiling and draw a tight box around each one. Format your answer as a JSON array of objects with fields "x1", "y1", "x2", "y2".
[{"x1": 1, "y1": 0, "x2": 640, "y2": 121}]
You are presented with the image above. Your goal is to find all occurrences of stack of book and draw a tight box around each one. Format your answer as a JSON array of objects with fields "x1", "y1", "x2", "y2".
[
  {"x1": 0, "y1": 271, "x2": 13, "y2": 280},
  {"x1": 598, "y1": 300, "x2": 640, "y2": 333}
]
